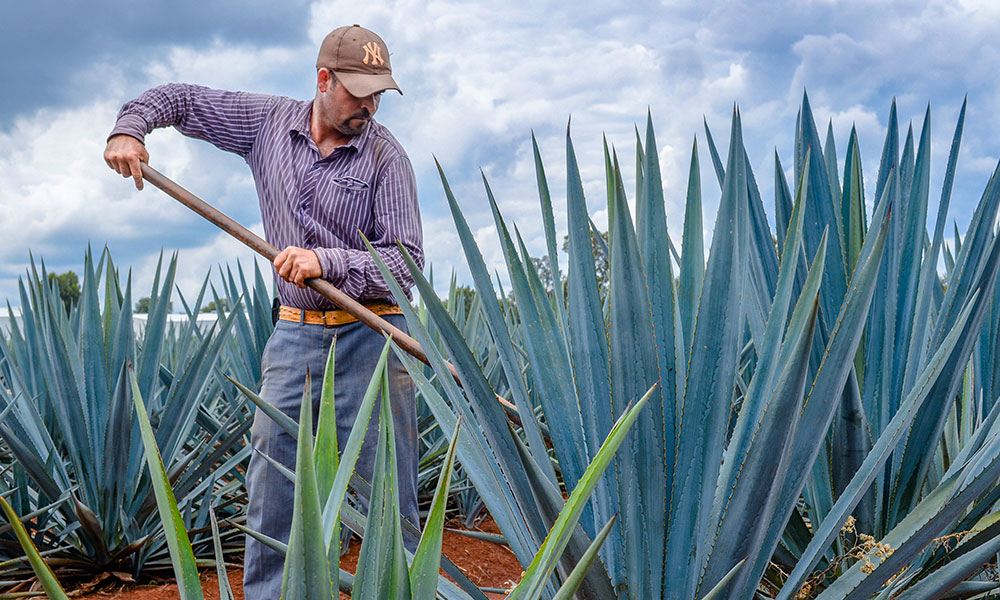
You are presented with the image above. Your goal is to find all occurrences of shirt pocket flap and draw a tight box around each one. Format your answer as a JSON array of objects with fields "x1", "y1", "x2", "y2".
[{"x1": 331, "y1": 176, "x2": 370, "y2": 191}]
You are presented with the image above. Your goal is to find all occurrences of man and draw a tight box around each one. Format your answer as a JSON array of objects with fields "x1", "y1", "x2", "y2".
[{"x1": 104, "y1": 25, "x2": 422, "y2": 598}]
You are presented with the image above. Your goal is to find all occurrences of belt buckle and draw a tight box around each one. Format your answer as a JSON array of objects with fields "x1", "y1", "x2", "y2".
[{"x1": 323, "y1": 310, "x2": 337, "y2": 327}]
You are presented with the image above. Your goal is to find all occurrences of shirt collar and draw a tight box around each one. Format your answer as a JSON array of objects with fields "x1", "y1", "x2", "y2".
[{"x1": 289, "y1": 100, "x2": 374, "y2": 154}]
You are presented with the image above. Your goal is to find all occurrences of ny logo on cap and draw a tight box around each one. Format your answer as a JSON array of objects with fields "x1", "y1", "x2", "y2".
[{"x1": 362, "y1": 41, "x2": 384, "y2": 66}]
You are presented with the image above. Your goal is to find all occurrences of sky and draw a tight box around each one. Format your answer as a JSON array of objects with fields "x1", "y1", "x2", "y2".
[{"x1": 2, "y1": 0, "x2": 999, "y2": 308}]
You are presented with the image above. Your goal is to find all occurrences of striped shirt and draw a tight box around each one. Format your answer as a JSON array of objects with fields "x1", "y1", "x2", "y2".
[{"x1": 110, "y1": 83, "x2": 423, "y2": 309}]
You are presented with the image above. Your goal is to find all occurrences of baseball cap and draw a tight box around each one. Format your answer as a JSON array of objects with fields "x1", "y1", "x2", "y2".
[{"x1": 316, "y1": 25, "x2": 402, "y2": 97}]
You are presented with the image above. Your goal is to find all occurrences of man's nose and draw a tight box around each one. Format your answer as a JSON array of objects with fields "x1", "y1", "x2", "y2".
[{"x1": 359, "y1": 94, "x2": 376, "y2": 112}]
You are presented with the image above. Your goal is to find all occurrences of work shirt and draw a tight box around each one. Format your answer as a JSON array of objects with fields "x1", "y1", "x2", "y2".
[{"x1": 109, "y1": 83, "x2": 423, "y2": 309}]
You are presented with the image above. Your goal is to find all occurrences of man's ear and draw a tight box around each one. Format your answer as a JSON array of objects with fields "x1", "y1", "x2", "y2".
[{"x1": 317, "y1": 68, "x2": 332, "y2": 93}]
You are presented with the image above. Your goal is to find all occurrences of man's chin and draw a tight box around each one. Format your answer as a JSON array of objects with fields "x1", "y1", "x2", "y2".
[{"x1": 339, "y1": 119, "x2": 370, "y2": 136}]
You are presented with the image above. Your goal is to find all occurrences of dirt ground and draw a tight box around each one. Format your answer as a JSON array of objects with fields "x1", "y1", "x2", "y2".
[{"x1": 59, "y1": 517, "x2": 520, "y2": 600}]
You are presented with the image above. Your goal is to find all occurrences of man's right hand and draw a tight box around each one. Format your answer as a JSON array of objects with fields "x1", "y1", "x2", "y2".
[{"x1": 104, "y1": 134, "x2": 149, "y2": 190}]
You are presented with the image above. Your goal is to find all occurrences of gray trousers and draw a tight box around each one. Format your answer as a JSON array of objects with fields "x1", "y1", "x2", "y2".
[{"x1": 242, "y1": 315, "x2": 419, "y2": 599}]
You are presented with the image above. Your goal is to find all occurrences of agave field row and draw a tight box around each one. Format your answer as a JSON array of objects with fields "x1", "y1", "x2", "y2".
[{"x1": 3, "y1": 92, "x2": 1000, "y2": 599}]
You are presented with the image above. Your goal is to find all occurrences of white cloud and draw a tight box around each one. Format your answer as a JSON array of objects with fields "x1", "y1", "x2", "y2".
[
  {"x1": 146, "y1": 42, "x2": 307, "y2": 96},
  {"x1": 0, "y1": 101, "x2": 186, "y2": 262}
]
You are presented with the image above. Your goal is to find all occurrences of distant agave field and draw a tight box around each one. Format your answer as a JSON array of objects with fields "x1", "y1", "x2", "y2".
[{"x1": 3, "y1": 91, "x2": 1000, "y2": 600}]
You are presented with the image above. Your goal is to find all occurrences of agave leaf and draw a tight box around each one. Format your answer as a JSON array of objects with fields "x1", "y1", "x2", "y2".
[
  {"x1": 136, "y1": 252, "x2": 177, "y2": 404},
  {"x1": 130, "y1": 368, "x2": 203, "y2": 600},
  {"x1": 78, "y1": 248, "x2": 108, "y2": 473},
  {"x1": 230, "y1": 521, "x2": 288, "y2": 556},
  {"x1": 279, "y1": 373, "x2": 333, "y2": 600},
  {"x1": 209, "y1": 506, "x2": 234, "y2": 600},
  {"x1": 314, "y1": 339, "x2": 338, "y2": 503},
  {"x1": 256, "y1": 448, "x2": 295, "y2": 483},
  {"x1": 532, "y1": 132, "x2": 568, "y2": 338},
  {"x1": 227, "y1": 376, "x2": 298, "y2": 437},
  {"x1": 607, "y1": 147, "x2": 660, "y2": 600},
  {"x1": 603, "y1": 135, "x2": 615, "y2": 240},
  {"x1": 666, "y1": 107, "x2": 749, "y2": 600},
  {"x1": 774, "y1": 153, "x2": 794, "y2": 251},
  {"x1": 743, "y1": 144, "x2": 782, "y2": 345},
  {"x1": 702, "y1": 116, "x2": 726, "y2": 188},
  {"x1": 799, "y1": 91, "x2": 849, "y2": 319},
  {"x1": 72, "y1": 496, "x2": 110, "y2": 566},
  {"x1": 564, "y1": 126, "x2": 620, "y2": 579},
  {"x1": 313, "y1": 338, "x2": 342, "y2": 576},
  {"x1": 840, "y1": 127, "x2": 867, "y2": 280},
  {"x1": 410, "y1": 417, "x2": 462, "y2": 599},
  {"x1": 830, "y1": 368, "x2": 872, "y2": 533},
  {"x1": 37, "y1": 272, "x2": 94, "y2": 497},
  {"x1": 0, "y1": 495, "x2": 69, "y2": 600},
  {"x1": 874, "y1": 100, "x2": 900, "y2": 207},
  {"x1": 698, "y1": 559, "x2": 745, "y2": 600},
  {"x1": 353, "y1": 370, "x2": 410, "y2": 599},
  {"x1": 636, "y1": 112, "x2": 678, "y2": 593},
  {"x1": 101, "y1": 362, "x2": 133, "y2": 538},
  {"x1": 901, "y1": 100, "x2": 965, "y2": 406},
  {"x1": 394, "y1": 348, "x2": 529, "y2": 600},
  {"x1": 679, "y1": 136, "x2": 705, "y2": 350},
  {"x1": 898, "y1": 124, "x2": 916, "y2": 212},
  {"x1": 824, "y1": 120, "x2": 842, "y2": 215},
  {"x1": 508, "y1": 384, "x2": 654, "y2": 600},
  {"x1": 888, "y1": 107, "x2": 932, "y2": 412},
  {"x1": 385, "y1": 210, "x2": 562, "y2": 546},
  {"x1": 319, "y1": 339, "x2": 390, "y2": 557},
  {"x1": 635, "y1": 126, "x2": 645, "y2": 226},
  {"x1": 865, "y1": 176, "x2": 901, "y2": 523},
  {"x1": 551, "y1": 515, "x2": 618, "y2": 600}
]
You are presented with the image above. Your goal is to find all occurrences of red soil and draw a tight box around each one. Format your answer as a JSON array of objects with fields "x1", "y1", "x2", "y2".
[{"x1": 60, "y1": 517, "x2": 520, "y2": 600}]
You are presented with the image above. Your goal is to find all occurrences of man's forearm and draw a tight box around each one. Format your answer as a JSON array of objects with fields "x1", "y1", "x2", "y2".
[{"x1": 314, "y1": 243, "x2": 423, "y2": 301}]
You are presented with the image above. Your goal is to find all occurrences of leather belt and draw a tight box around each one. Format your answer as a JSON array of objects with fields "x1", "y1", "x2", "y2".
[{"x1": 277, "y1": 302, "x2": 402, "y2": 327}]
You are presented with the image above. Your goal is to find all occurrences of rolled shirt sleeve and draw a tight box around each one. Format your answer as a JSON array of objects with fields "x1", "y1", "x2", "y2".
[{"x1": 108, "y1": 83, "x2": 277, "y2": 159}]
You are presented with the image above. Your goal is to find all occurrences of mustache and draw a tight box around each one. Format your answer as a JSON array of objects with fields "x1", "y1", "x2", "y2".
[{"x1": 350, "y1": 109, "x2": 372, "y2": 121}]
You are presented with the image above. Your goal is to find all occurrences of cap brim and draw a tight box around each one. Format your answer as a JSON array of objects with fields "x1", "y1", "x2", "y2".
[{"x1": 334, "y1": 72, "x2": 402, "y2": 97}]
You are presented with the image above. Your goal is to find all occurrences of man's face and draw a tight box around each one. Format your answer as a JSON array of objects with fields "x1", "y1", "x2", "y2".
[{"x1": 319, "y1": 71, "x2": 382, "y2": 137}]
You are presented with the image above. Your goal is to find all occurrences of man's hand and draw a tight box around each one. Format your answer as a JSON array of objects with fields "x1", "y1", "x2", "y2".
[
  {"x1": 104, "y1": 134, "x2": 150, "y2": 190},
  {"x1": 274, "y1": 247, "x2": 323, "y2": 288}
]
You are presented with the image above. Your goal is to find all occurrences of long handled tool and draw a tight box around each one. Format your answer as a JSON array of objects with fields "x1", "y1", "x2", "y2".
[{"x1": 139, "y1": 163, "x2": 521, "y2": 421}]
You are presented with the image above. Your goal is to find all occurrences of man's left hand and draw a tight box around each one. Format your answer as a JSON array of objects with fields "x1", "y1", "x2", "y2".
[{"x1": 274, "y1": 246, "x2": 322, "y2": 288}]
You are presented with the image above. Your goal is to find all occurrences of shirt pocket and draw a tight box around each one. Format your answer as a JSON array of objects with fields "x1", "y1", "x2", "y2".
[{"x1": 331, "y1": 176, "x2": 370, "y2": 192}]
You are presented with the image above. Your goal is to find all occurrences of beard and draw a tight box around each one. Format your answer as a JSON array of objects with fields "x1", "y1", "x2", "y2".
[{"x1": 337, "y1": 109, "x2": 372, "y2": 136}]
